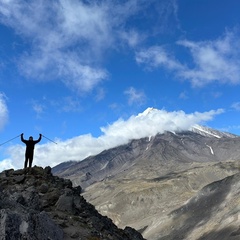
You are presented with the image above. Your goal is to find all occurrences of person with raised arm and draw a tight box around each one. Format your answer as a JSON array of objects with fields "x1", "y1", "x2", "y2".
[{"x1": 21, "y1": 133, "x2": 42, "y2": 169}]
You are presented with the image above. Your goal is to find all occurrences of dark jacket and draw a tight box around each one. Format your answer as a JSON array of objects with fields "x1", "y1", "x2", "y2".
[{"x1": 21, "y1": 134, "x2": 42, "y2": 154}]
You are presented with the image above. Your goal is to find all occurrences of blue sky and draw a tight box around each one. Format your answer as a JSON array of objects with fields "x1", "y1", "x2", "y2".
[{"x1": 0, "y1": 0, "x2": 240, "y2": 170}]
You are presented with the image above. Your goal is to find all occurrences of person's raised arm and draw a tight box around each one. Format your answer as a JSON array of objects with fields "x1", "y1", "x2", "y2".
[
  {"x1": 21, "y1": 133, "x2": 24, "y2": 142},
  {"x1": 36, "y1": 133, "x2": 42, "y2": 143}
]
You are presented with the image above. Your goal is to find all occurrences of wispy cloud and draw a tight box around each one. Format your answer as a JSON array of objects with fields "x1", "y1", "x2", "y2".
[
  {"x1": 0, "y1": 107, "x2": 224, "y2": 171},
  {"x1": 95, "y1": 88, "x2": 106, "y2": 102},
  {"x1": 124, "y1": 87, "x2": 146, "y2": 106},
  {"x1": 0, "y1": 0, "x2": 179, "y2": 94},
  {"x1": 136, "y1": 30, "x2": 240, "y2": 87},
  {"x1": 61, "y1": 97, "x2": 82, "y2": 113},
  {"x1": 178, "y1": 31, "x2": 240, "y2": 86},
  {"x1": 0, "y1": 93, "x2": 8, "y2": 131},
  {"x1": 0, "y1": 0, "x2": 111, "y2": 93},
  {"x1": 231, "y1": 102, "x2": 240, "y2": 111},
  {"x1": 179, "y1": 91, "x2": 188, "y2": 100},
  {"x1": 32, "y1": 101, "x2": 45, "y2": 119},
  {"x1": 136, "y1": 45, "x2": 183, "y2": 70},
  {"x1": 119, "y1": 30, "x2": 143, "y2": 48},
  {"x1": 46, "y1": 96, "x2": 83, "y2": 113}
]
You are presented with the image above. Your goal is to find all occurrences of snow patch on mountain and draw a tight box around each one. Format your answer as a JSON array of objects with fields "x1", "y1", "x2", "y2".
[
  {"x1": 191, "y1": 124, "x2": 237, "y2": 138},
  {"x1": 206, "y1": 144, "x2": 214, "y2": 155}
]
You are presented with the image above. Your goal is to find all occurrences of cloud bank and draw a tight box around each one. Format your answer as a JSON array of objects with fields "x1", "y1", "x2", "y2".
[{"x1": 0, "y1": 107, "x2": 223, "y2": 171}]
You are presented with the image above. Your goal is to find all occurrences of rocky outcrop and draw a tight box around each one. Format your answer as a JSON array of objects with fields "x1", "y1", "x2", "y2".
[{"x1": 0, "y1": 166, "x2": 146, "y2": 240}]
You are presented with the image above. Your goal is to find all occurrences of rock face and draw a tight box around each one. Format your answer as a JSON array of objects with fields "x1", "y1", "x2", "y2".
[
  {"x1": 52, "y1": 130, "x2": 240, "y2": 239},
  {"x1": 0, "y1": 166, "x2": 145, "y2": 240}
]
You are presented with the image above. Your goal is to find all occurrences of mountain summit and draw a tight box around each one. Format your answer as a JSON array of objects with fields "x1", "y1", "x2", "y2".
[{"x1": 53, "y1": 126, "x2": 240, "y2": 189}]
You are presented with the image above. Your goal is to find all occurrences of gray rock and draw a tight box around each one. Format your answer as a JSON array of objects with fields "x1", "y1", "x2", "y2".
[
  {"x1": 39, "y1": 183, "x2": 49, "y2": 193},
  {"x1": 0, "y1": 166, "x2": 145, "y2": 240},
  {"x1": 13, "y1": 175, "x2": 25, "y2": 183},
  {"x1": 55, "y1": 193, "x2": 74, "y2": 213},
  {"x1": 0, "y1": 209, "x2": 63, "y2": 240}
]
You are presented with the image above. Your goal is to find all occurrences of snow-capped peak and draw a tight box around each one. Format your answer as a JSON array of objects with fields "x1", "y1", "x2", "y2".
[{"x1": 137, "y1": 107, "x2": 156, "y2": 117}]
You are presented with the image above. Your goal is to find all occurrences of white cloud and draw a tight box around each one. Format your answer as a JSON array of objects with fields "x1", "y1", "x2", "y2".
[
  {"x1": 0, "y1": 0, "x2": 180, "y2": 93},
  {"x1": 136, "y1": 45, "x2": 183, "y2": 70},
  {"x1": 136, "y1": 30, "x2": 240, "y2": 87},
  {"x1": 0, "y1": 158, "x2": 15, "y2": 170},
  {"x1": 0, "y1": 93, "x2": 8, "y2": 130},
  {"x1": 0, "y1": 0, "x2": 149, "y2": 94},
  {"x1": 0, "y1": 1, "x2": 113, "y2": 92},
  {"x1": 100, "y1": 108, "x2": 224, "y2": 138},
  {"x1": 178, "y1": 31, "x2": 240, "y2": 86},
  {"x1": 0, "y1": 107, "x2": 224, "y2": 171},
  {"x1": 120, "y1": 30, "x2": 143, "y2": 48}
]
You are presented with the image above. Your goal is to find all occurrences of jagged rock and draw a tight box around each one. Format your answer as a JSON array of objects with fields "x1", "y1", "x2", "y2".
[
  {"x1": 15, "y1": 175, "x2": 26, "y2": 183},
  {"x1": 55, "y1": 190, "x2": 75, "y2": 214},
  {"x1": 0, "y1": 209, "x2": 64, "y2": 240},
  {"x1": 0, "y1": 166, "x2": 145, "y2": 240}
]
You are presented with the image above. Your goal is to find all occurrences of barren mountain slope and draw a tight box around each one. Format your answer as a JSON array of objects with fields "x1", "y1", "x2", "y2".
[
  {"x1": 155, "y1": 172, "x2": 240, "y2": 240},
  {"x1": 82, "y1": 161, "x2": 240, "y2": 240},
  {"x1": 53, "y1": 131, "x2": 240, "y2": 189},
  {"x1": 53, "y1": 129, "x2": 240, "y2": 240}
]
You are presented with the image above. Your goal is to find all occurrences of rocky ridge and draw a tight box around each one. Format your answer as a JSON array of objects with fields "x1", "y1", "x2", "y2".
[{"x1": 0, "y1": 166, "x2": 145, "y2": 240}]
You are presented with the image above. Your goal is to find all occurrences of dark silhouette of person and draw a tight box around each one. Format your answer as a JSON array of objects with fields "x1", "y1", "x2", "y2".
[{"x1": 21, "y1": 133, "x2": 42, "y2": 169}]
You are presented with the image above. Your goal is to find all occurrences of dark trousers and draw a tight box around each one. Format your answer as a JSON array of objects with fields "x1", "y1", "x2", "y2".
[{"x1": 24, "y1": 152, "x2": 34, "y2": 168}]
